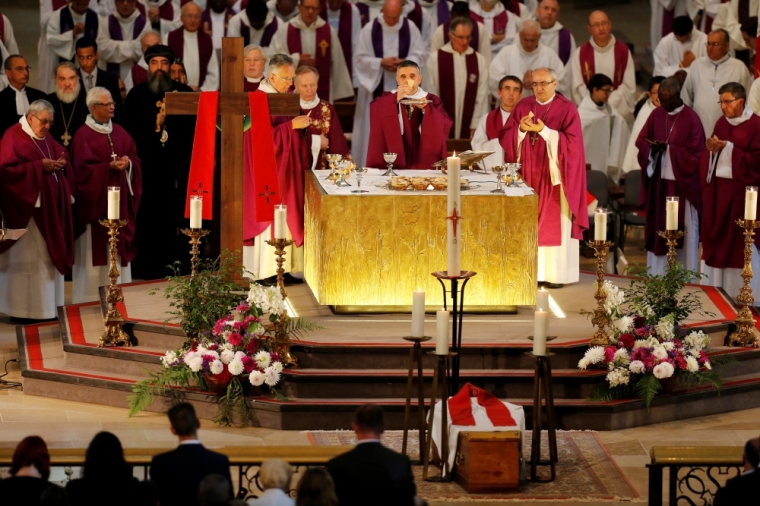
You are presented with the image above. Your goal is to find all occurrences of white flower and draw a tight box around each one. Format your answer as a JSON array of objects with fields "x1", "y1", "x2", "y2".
[
  {"x1": 578, "y1": 357, "x2": 591, "y2": 370},
  {"x1": 662, "y1": 341, "x2": 675, "y2": 351},
  {"x1": 653, "y1": 362, "x2": 675, "y2": 379},
  {"x1": 264, "y1": 366, "x2": 281, "y2": 386},
  {"x1": 234, "y1": 351, "x2": 247, "y2": 362},
  {"x1": 652, "y1": 346, "x2": 669, "y2": 360},
  {"x1": 187, "y1": 356, "x2": 203, "y2": 372},
  {"x1": 684, "y1": 331, "x2": 710, "y2": 351},
  {"x1": 272, "y1": 361, "x2": 283, "y2": 373},
  {"x1": 249, "y1": 370, "x2": 266, "y2": 386},
  {"x1": 254, "y1": 351, "x2": 272, "y2": 369},
  {"x1": 606, "y1": 367, "x2": 630, "y2": 387},
  {"x1": 633, "y1": 340, "x2": 649, "y2": 350},
  {"x1": 655, "y1": 314, "x2": 675, "y2": 341},
  {"x1": 602, "y1": 281, "x2": 625, "y2": 314},
  {"x1": 209, "y1": 359, "x2": 224, "y2": 375},
  {"x1": 613, "y1": 348, "x2": 631, "y2": 366},
  {"x1": 222, "y1": 330, "x2": 232, "y2": 340},
  {"x1": 629, "y1": 360, "x2": 646, "y2": 374},
  {"x1": 220, "y1": 349, "x2": 235, "y2": 365},
  {"x1": 228, "y1": 359, "x2": 244, "y2": 376},
  {"x1": 161, "y1": 351, "x2": 177, "y2": 368},
  {"x1": 704, "y1": 360, "x2": 712, "y2": 370},
  {"x1": 612, "y1": 316, "x2": 633, "y2": 334},
  {"x1": 248, "y1": 283, "x2": 287, "y2": 316},
  {"x1": 253, "y1": 324, "x2": 266, "y2": 336},
  {"x1": 584, "y1": 346, "x2": 606, "y2": 365},
  {"x1": 685, "y1": 356, "x2": 699, "y2": 373},
  {"x1": 196, "y1": 346, "x2": 208, "y2": 357},
  {"x1": 203, "y1": 350, "x2": 220, "y2": 360}
]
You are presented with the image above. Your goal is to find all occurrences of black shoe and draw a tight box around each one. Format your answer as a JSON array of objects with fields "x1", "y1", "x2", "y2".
[
  {"x1": 545, "y1": 283, "x2": 564, "y2": 289},
  {"x1": 283, "y1": 273, "x2": 304, "y2": 285},
  {"x1": 10, "y1": 316, "x2": 57, "y2": 324}
]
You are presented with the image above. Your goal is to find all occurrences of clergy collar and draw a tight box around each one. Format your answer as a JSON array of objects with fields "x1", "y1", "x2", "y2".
[
  {"x1": 115, "y1": 9, "x2": 141, "y2": 24},
  {"x1": 19, "y1": 114, "x2": 44, "y2": 141},
  {"x1": 300, "y1": 95, "x2": 320, "y2": 109},
  {"x1": 291, "y1": 14, "x2": 326, "y2": 30},
  {"x1": 9, "y1": 83, "x2": 26, "y2": 94},
  {"x1": 258, "y1": 80, "x2": 279, "y2": 93},
  {"x1": 246, "y1": 76, "x2": 263, "y2": 83},
  {"x1": 442, "y1": 42, "x2": 474, "y2": 56},
  {"x1": 707, "y1": 54, "x2": 730, "y2": 66},
  {"x1": 378, "y1": 16, "x2": 405, "y2": 32},
  {"x1": 471, "y1": 1, "x2": 505, "y2": 17},
  {"x1": 725, "y1": 106, "x2": 753, "y2": 126},
  {"x1": 85, "y1": 114, "x2": 113, "y2": 134},
  {"x1": 392, "y1": 86, "x2": 428, "y2": 100},
  {"x1": 536, "y1": 94, "x2": 555, "y2": 106},
  {"x1": 667, "y1": 104, "x2": 684, "y2": 115},
  {"x1": 590, "y1": 34, "x2": 616, "y2": 53},
  {"x1": 540, "y1": 21, "x2": 564, "y2": 34}
]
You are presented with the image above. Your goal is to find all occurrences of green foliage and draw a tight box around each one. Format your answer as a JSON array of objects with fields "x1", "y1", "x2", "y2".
[
  {"x1": 589, "y1": 382, "x2": 635, "y2": 402},
  {"x1": 634, "y1": 372, "x2": 662, "y2": 409},
  {"x1": 127, "y1": 367, "x2": 201, "y2": 416},
  {"x1": 214, "y1": 377, "x2": 255, "y2": 427},
  {"x1": 281, "y1": 316, "x2": 323, "y2": 340}
]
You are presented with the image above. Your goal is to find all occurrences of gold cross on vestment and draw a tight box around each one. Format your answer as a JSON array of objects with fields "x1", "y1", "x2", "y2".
[
  {"x1": 319, "y1": 39, "x2": 329, "y2": 57},
  {"x1": 583, "y1": 62, "x2": 592, "y2": 82},
  {"x1": 447, "y1": 205, "x2": 462, "y2": 243},
  {"x1": 61, "y1": 130, "x2": 71, "y2": 147}
]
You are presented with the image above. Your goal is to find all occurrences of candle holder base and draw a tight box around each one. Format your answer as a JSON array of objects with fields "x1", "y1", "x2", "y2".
[
  {"x1": 586, "y1": 240, "x2": 614, "y2": 347},
  {"x1": 401, "y1": 336, "x2": 433, "y2": 464},
  {"x1": 98, "y1": 219, "x2": 132, "y2": 348},
  {"x1": 265, "y1": 238, "x2": 295, "y2": 300},
  {"x1": 423, "y1": 351, "x2": 458, "y2": 482},
  {"x1": 728, "y1": 219, "x2": 760, "y2": 348},
  {"x1": 656, "y1": 230, "x2": 685, "y2": 269},
  {"x1": 181, "y1": 228, "x2": 211, "y2": 276}
]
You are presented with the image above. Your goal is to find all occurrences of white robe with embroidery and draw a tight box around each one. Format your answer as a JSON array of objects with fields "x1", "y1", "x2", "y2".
[
  {"x1": 578, "y1": 95, "x2": 631, "y2": 182},
  {"x1": 653, "y1": 28, "x2": 707, "y2": 77},
  {"x1": 539, "y1": 21, "x2": 576, "y2": 63},
  {"x1": 161, "y1": 29, "x2": 220, "y2": 90},
  {"x1": 430, "y1": 21, "x2": 492, "y2": 65},
  {"x1": 97, "y1": 9, "x2": 153, "y2": 81}
]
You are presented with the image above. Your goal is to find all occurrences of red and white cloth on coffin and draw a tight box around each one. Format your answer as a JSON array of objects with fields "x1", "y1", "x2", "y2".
[{"x1": 430, "y1": 383, "x2": 525, "y2": 477}]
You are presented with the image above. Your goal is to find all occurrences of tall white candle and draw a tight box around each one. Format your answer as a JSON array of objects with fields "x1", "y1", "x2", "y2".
[
  {"x1": 107, "y1": 186, "x2": 120, "y2": 220},
  {"x1": 533, "y1": 309, "x2": 548, "y2": 356},
  {"x1": 274, "y1": 205, "x2": 288, "y2": 239},
  {"x1": 536, "y1": 287, "x2": 549, "y2": 311},
  {"x1": 447, "y1": 154, "x2": 461, "y2": 277},
  {"x1": 665, "y1": 196, "x2": 678, "y2": 231},
  {"x1": 594, "y1": 208, "x2": 607, "y2": 241},
  {"x1": 436, "y1": 309, "x2": 449, "y2": 355},
  {"x1": 190, "y1": 196, "x2": 203, "y2": 229},
  {"x1": 412, "y1": 289, "x2": 425, "y2": 337},
  {"x1": 745, "y1": 187, "x2": 758, "y2": 221}
]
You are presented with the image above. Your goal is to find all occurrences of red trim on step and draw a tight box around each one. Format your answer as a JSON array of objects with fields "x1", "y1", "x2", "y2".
[
  {"x1": 23, "y1": 325, "x2": 46, "y2": 370},
  {"x1": 65, "y1": 305, "x2": 87, "y2": 345}
]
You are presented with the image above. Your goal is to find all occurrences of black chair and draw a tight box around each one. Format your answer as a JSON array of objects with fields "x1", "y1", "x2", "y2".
[{"x1": 614, "y1": 169, "x2": 646, "y2": 252}]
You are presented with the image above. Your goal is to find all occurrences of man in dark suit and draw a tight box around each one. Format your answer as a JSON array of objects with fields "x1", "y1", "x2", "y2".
[
  {"x1": 75, "y1": 37, "x2": 123, "y2": 122},
  {"x1": 150, "y1": 403, "x2": 233, "y2": 506},
  {"x1": 327, "y1": 405, "x2": 418, "y2": 506},
  {"x1": 0, "y1": 55, "x2": 46, "y2": 138},
  {"x1": 714, "y1": 437, "x2": 760, "y2": 505}
]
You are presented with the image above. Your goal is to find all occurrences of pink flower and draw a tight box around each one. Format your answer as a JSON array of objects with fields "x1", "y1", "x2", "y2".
[
  {"x1": 245, "y1": 339, "x2": 260, "y2": 354},
  {"x1": 618, "y1": 334, "x2": 635, "y2": 349},
  {"x1": 203, "y1": 354, "x2": 216, "y2": 363},
  {"x1": 236, "y1": 304, "x2": 249, "y2": 313},
  {"x1": 604, "y1": 346, "x2": 617, "y2": 362},
  {"x1": 228, "y1": 332, "x2": 243, "y2": 346},
  {"x1": 675, "y1": 355, "x2": 687, "y2": 370},
  {"x1": 635, "y1": 327, "x2": 649, "y2": 337},
  {"x1": 208, "y1": 344, "x2": 218, "y2": 351},
  {"x1": 242, "y1": 356, "x2": 256, "y2": 373},
  {"x1": 233, "y1": 321, "x2": 242, "y2": 331}
]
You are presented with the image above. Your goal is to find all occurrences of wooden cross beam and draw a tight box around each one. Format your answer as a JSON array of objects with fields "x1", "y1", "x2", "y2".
[{"x1": 165, "y1": 37, "x2": 301, "y2": 257}]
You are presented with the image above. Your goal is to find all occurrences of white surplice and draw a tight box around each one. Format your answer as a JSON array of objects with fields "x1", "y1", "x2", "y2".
[
  {"x1": 570, "y1": 35, "x2": 636, "y2": 125},
  {"x1": 326, "y1": 3, "x2": 362, "y2": 87},
  {"x1": 138, "y1": 0, "x2": 181, "y2": 39},
  {"x1": 653, "y1": 28, "x2": 707, "y2": 77},
  {"x1": 47, "y1": 7, "x2": 90, "y2": 62},
  {"x1": 430, "y1": 21, "x2": 492, "y2": 65},
  {"x1": 578, "y1": 95, "x2": 631, "y2": 182},
  {"x1": 227, "y1": 11, "x2": 278, "y2": 58},
  {"x1": 621, "y1": 97, "x2": 657, "y2": 175},
  {"x1": 540, "y1": 21, "x2": 576, "y2": 63},
  {"x1": 39, "y1": 0, "x2": 66, "y2": 93},
  {"x1": 419, "y1": 0, "x2": 451, "y2": 27},
  {"x1": 266, "y1": 0, "x2": 298, "y2": 22},
  {"x1": 350, "y1": 16, "x2": 426, "y2": 167},
  {"x1": 649, "y1": 0, "x2": 700, "y2": 51},
  {"x1": 489, "y1": 41, "x2": 566, "y2": 99},
  {"x1": 712, "y1": 0, "x2": 759, "y2": 50},
  {"x1": 161, "y1": 29, "x2": 220, "y2": 90},
  {"x1": 471, "y1": 107, "x2": 510, "y2": 170},
  {"x1": 97, "y1": 9, "x2": 153, "y2": 81},
  {"x1": 270, "y1": 15, "x2": 354, "y2": 102},
  {"x1": 681, "y1": 55, "x2": 752, "y2": 136},
  {"x1": 423, "y1": 43, "x2": 489, "y2": 138},
  {"x1": 468, "y1": 0, "x2": 524, "y2": 56}
]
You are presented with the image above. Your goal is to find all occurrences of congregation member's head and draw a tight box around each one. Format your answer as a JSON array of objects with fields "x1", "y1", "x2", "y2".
[
  {"x1": 75, "y1": 37, "x2": 100, "y2": 75},
  {"x1": 87, "y1": 87, "x2": 117, "y2": 123},
  {"x1": 70, "y1": 0, "x2": 90, "y2": 16},
  {"x1": 118, "y1": 78, "x2": 127, "y2": 104},
  {"x1": 276, "y1": 0, "x2": 298, "y2": 17},
  {"x1": 244, "y1": 45, "x2": 267, "y2": 80},
  {"x1": 83, "y1": 431, "x2": 131, "y2": 481},
  {"x1": 383, "y1": 0, "x2": 403, "y2": 27},
  {"x1": 519, "y1": 20, "x2": 541, "y2": 53},
  {"x1": 26, "y1": 100, "x2": 55, "y2": 139},
  {"x1": 4, "y1": 54, "x2": 30, "y2": 90},
  {"x1": 168, "y1": 402, "x2": 201, "y2": 439},
  {"x1": 587, "y1": 10, "x2": 612, "y2": 46},
  {"x1": 295, "y1": 66, "x2": 319, "y2": 102},
  {"x1": 531, "y1": 67, "x2": 558, "y2": 102},
  {"x1": 145, "y1": 44, "x2": 175, "y2": 94},
  {"x1": 535, "y1": 0, "x2": 560, "y2": 30},
  {"x1": 54, "y1": 62, "x2": 81, "y2": 104},
  {"x1": 448, "y1": 17, "x2": 474, "y2": 54},
  {"x1": 396, "y1": 60, "x2": 421, "y2": 95},
  {"x1": 181, "y1": 2, "x2": 202, "y2": 32},
  {"x1": 114, "y1": 0, "x2": 138, "y2": 19},
  {"x1": 741, "y1": 16, "x2": 758, "y2": 51},
  {"x1": 587, "y1": 73, "x2": 613, "y2": 106},
  {"x1": 352, "y1": 404, "x2": 385, "y2": 440},
  {"x1": 247, "y1": 0, "x2": 271, "y2": 30},
  {"x1": 298, "y1": 0, "x2": 321, "y2": 26},
  {"x1": 327, "y1": 0, "x2": 344, "y2": 11},
  {"x1": 706, "y1": 29, "x2": 730, "y2": 62},
  {"x1": 171, "y1": 59, "x2": 188, "y2": 84},
  {"x1": 198, "y1": 474, "x2": 232, "y2": 506},
  {"x1": 259, "y1": 459, "x2": 293, "y2": 494},
  {"x1": 672, "y1": 15, "x2": 694, "y2": 43},
  {"x1": 497, "y1": 75, "x2": 523, "y2": 111},
  {"x1": 657, "y1": 77, "x2": 684, "y2": 113},
  {"x1": 208, "y1": 0, "x2": 227, "y2": 14},
  {"x1": 267, "y1": 54, "x2": 296, "y2": 93},
  {"x1": 742, "y1": 437, "x2": 760, "y2": 472},
  {"x1": 10, "y1": 436, "x2": 51, "y2": 480},
  {"x1": 295, "y1": 468, "x2": 338, "y2": 506},
  {"x1": 450, "y1": 0, "x2": 470, "y2": 18},
  {"x1": 718, "y1": 82, "x2": 746, "y2": 119},
  {"x1": 141, "y1": 30, "x2": 162, "y2": 56},
  {"x1": 647, "y1": 76, "x2": 664, "y2": 107}
]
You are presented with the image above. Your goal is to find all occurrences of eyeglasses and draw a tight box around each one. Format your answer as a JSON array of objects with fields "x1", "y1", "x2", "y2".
[
  {"x1": 93, "y1": 102, "x2": 116, "y2": 108},
  {"x1": 532, "y1": 80, "x2": 556, "y2": 89},
  {"x1": 30, "y1": 114, "x2": 53, "y2": 126},
  {"x1": 706, "y1": 41, "x2": 726, "y2": 47},
  {"x1": 12, "y1": 66, "x2": 31, "y2": 72},
  {"x1": 273, "y1": 74, "x2": 294, "y2": 83},
  {"x1": 717, "y1": 98, "x2": 741, "y2": 106},
  {"x1": 449, "y1": 32, "x2": 473, "y2": 41}
]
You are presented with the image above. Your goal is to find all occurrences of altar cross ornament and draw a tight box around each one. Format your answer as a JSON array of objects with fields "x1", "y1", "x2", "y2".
[
  {"x1": 447, "y1": 205, "x2": 462, "y2": 243},
  {"x1": 165, "y1": 37, "x2": 300, "y2": 257}
]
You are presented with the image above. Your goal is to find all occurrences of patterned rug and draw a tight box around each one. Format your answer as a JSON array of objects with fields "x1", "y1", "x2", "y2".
[{"x1": 305, "y1": 430, "x2": 639, "y2": 501}]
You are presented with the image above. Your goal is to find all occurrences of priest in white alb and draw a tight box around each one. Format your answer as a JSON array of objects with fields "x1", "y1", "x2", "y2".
[
  {"x1": 489, "y1": 20, "x2": 565, "y2": 99},
  {"x1": 46, "y1": 0, "x2": 100, "y2": 64},
  {"x1": 535, "y1": 0, "x2": 575, "y2": 65},
  {"x1": 322, "y1": 0, "x2": 362, "y2": 86},
  {"x1": 270, "y1": 0, "x2": 354, "y2": 102},
  {"x1": 711, "y1": 0, "x2": 758, "y2": 51},
  {"x1": 621, "y1": 76, "x2": 662, "y2": 176},
  {"x1": 423, "y1": 17, "x2": 489, "y2": 139},
  {"x1": 653, "y1": 15, "x2": 707, "y2": 77},
  {"x1": 164, "y1": 2, "x2": 220, "y2": 91},
  {"x1": 430, "y1": 1, "x2": 491, "y2": 65},
  {"x1": 228, "y1": 0, "x2": 280, "y2": 49},
  {"x1": 351, "y1": 0, "x2": 426, "y2": 167},
  {"x1": 570, "y1": 10, "x2": 635, "y2": 124},
  {"x1": 419, "y1": 0, "x2": 452, "y2": 29},
  {"x1": 681, "y1": 29, "x2": 752, "y2": 135},
  {"x1": 472, "y1": 74, "x2": 522, "y2": 169},
  {"x1": 649, "y1": 0, "x2": 701, "y2": 51},
  {"x1": 469, "y1": 0, "x2": 526, "y2": 56},
  {"x1": 97, "y1": 0, "x2": 153, "y2": 81}
]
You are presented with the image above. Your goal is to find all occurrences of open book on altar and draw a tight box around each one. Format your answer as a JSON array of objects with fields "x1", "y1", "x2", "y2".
[{"x1": 432, "y1": 150, "x2": 495, "y2": 170}]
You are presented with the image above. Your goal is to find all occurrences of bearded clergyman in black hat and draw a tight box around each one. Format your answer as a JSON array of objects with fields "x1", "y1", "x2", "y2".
[{"x1": 123, "y1": 44, "x2": 196, "y2": 279}]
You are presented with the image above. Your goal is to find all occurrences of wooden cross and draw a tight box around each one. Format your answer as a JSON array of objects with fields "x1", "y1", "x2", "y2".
[{"x1": 164, "y1": 37, "x2": 301, "y2": 256}]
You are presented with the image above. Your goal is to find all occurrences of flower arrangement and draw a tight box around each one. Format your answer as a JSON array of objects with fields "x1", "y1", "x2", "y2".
[{"x1": 580, "y1": 265, "x2": 725, "y2": 407}]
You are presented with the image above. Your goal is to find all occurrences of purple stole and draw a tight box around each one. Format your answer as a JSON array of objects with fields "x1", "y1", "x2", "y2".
[
  {"x1": 437, "y1": 50, "x2": 478, "y2": 138},
  {"x1": 661, "y1": 6, "x2": 674, "y2": 38},
  {"x1": 557, "y1": 27, "x2": 571, "y2": 64},
  {"x1": 320, "y1": 2, "x2": 353, "y2": 78},
  {"x1": 578, "y1": 41, "x2": 629, "y2": 89},
  {"x1": 406, "y1": 2, "x2": 423, "y2": 31},
  {"x1": 168, "y1": 28, "x2": 213, "y2": 87},
  {"x1": 470, "y1": 10, "x2": 507, "y2": 35},
  {"x1": 59, "y1": 7, "x2": 99, "y2": 60},
  {"x1": 436, "y1": 0, "x2": 450, "y2": 26},
  {"x1": 287, "y1": 23, "x2": 332, "y2": 100},
  {"x1": 484, "y1": 107, "x2": 503, "y2": 140},
  {"x1": 371, "y1": 18, "x2": 410, "y2": 98},
  {"x1": 135, "y1": 1, "x2": 174, "y2": 22},
  {"x1": 443, "y1": 22, "x2": 480, "y2": 52},
  {"x1": 107, "y1": 13, "x2": 148, "y2": 77},
  {"x1": 241, "y1": 17, "x2": 278, "y2": 46},
  {"x1": 201, "y1": 7, "x2": 236, "y2": 37},
  {"x1": 356, "y1": 3, "x2": 370, "y2": 25}
]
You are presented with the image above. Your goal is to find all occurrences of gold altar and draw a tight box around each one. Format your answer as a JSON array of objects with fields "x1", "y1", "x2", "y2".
[{"x1": 303, "y1": 172, "x2": 538, "y2": 311}]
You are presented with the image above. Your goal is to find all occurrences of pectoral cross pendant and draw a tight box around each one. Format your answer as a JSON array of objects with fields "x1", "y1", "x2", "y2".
[
  {"x1": 61, "y1": 130, "x2": 71, "y2": 147},
  {"x1": 530, "y1": 132, "x2": 538, "y2": 145},
  {"x1": 111, "y1": 152, "x2": 118, "y2": 162}
]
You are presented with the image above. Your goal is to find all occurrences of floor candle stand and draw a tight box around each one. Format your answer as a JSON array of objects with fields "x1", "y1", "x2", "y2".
[
  {"x1": 180, "y1": 228, "x2": 210, "y2": 276},
  {"x1": 401, "y1": 335, "x2": 432, "y2": 464},
  {"x1": 265, "y1": 238, "x2": 295, "y2": 300},
  {"x1": 99, "y1": 219, "x2": 131, "y2": 347},
  {"x1": 432, "y1": 271, "x2": 476, "y2": 396},
  {"x1": 526, "y1": 352, "x2": 558, "y2": 482},
  {"x1": 423, "y1": 351, "x2": 457, "y2": 482},
  {"x1": 727, "y1": 219, "x2": 760, "y2": 347},
  {"x1": 656, "y1": 230, "x2": 684, "y2": 270}
]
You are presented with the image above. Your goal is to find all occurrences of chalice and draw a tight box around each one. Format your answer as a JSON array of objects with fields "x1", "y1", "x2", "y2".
[
  {"x1": 505, "y1": 162, "x2": 521, "y2": 187},
  {"x1": 491, "y1": 165, "x2": 506, "y2": 193},
  {"x1": 324, "y1": 153, "x2": 343, "y2": 181},
  {"x1": 334, "y1": 160, "x2": 353, "y2": 187},
  {"x1": 382, "y1": 152, "x2": 398, "y2": 177},
  {"x1": 352, "y1": 166, "x2": 369, "y2": 193}
]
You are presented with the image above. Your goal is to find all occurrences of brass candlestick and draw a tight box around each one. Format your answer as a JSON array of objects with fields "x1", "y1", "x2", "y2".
[
  {"x1": 181, "y1": 228, "x2": 210, "y2": 276},
  {"x1": 656, "y1": 230, "x2": 685, "y2": 269},
  {"x1": 98, "y1": 219, "x2": 131, "y2": 347},
  {"x1": 727, "y1": 219, "x2": 760, "y2": 347},
  {"x1": 587, "y1": 240, "x2": 614, "y2": 346},
  {"x1": 265, "y1": 238, "x2": 295, "y2": 300}
]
